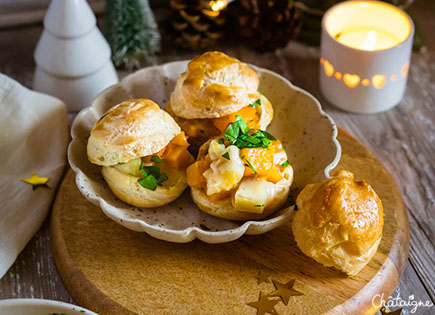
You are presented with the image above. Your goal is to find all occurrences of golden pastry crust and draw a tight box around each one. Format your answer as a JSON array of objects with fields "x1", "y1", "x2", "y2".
[
  {"x1": 190, "y1": 138, "x2": 293, "y2": 221},
  {"x1": 87, "y1": 99, "x2": 180, "y2": 166},
  {"x1": 256, "y1": 93, "x2": 273, "y2": 130},
  {"x1": 292, "y1": 170, "x2": 384, "y2": 276},
  {"x1": 166, "y1": 92, "x2": 273, "y2": 151},
  {"x1": 169, "y1": 51, "x2": 260, "y2": 119},
  {"x1": 102, "y1": 162, "x2": 187, "y2": 208},
  {"x1": 166, "y1": 92, "x2": 272, "y2": 128},
  {"x1": 190, "y1": 182, "x2": 290, "y2": 221}
]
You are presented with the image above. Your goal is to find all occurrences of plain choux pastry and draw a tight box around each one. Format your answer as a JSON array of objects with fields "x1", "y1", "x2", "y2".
[{"x1": 292, "y1": 170, "x2": 383, "y2": 276}]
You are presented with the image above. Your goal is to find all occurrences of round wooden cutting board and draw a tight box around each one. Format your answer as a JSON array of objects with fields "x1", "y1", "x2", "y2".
[{"x1": 51, "y1": 129, "x2": 409, "y2": 315}]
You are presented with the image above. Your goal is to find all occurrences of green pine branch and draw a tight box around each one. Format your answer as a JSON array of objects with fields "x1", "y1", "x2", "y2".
[{"x1": 104, "y1": 0, "x2": 161, "y2": 70}]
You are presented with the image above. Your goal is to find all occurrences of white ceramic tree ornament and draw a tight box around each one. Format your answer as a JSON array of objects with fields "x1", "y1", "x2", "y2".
[{"x1": 33, "y1": 0, "x2": 119, "y2": 111}]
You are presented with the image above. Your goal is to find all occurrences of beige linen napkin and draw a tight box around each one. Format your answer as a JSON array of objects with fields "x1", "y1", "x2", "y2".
[{"x1": 0, "y1": 73, "x2": 68, "y2": 278}]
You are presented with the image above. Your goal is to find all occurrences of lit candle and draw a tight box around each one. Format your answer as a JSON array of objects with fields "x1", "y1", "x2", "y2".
[
  {"x1": 201, "y1": 0, "x2": 231, "y2": 17},
  {"x1": 319, "y1": 0, "x2": 414, "y2": 113},
  {"x1": 337, "y1": 28, "x2": 398, "y2": 51}
]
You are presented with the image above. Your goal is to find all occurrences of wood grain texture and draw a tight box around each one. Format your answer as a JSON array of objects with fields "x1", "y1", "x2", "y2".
[
  {"x1": 0, "y1": 217, "x2": 73, "y2": 303},
  {"x1": 50, "y1": 129, "x2": 408, "y2": 315},
  {"x1": 275, "y1": 41, "x2": 435, "y2": 302},
  {"x1": 0, "y1": 2, "x2": 433, "y2": 313}
]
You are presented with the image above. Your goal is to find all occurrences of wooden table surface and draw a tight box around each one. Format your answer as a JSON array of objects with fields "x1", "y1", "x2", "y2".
[{"x1": 0, "y1": 1, "x2": 433, "y2": 314}]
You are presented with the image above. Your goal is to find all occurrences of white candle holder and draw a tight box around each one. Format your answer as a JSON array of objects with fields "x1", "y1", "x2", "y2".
[{"x1": 319, "y1": 0, "x2": 414, "y2": 114}]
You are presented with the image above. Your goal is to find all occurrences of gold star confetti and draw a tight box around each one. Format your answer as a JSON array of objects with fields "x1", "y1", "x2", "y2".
[
  {"x1": 21, "y1": 172, "x2": 50, "y2": 191},
  {"x1": 254, "y1": 271, "x2": 271, "y2": 285},
  {"x1": 380, "y1": 306, "x2": 403, "y2": 315},
  {"x1": 268, "y1": 279, "x2": 303, "y2": 305},
  {"x1": 247, "y1": 291, "x2": 280, "y2": 315}
]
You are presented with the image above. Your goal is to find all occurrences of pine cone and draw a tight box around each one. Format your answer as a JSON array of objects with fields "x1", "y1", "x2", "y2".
[
  {"x1": 231, "y1": 0, "x2": 301, "y2": 52},
  {"x1": 166, "y1": 0, "x2": 226, "y2": 49}
]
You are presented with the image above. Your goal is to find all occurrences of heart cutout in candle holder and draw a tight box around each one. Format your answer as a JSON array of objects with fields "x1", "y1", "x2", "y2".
[
  {"x1": 343, "y1": 73, "x2": 360, "y2": 88},
  {"x1": 372, "y1": 74, "x2": 386, "y2": 89},
  {"x1": 362, "y1": 79, "x2": 370, "y2": 86},
  {"x1": 323, "y1": 60, "x2": 334, "y2": 77},
  {"x1": 401, "y1": 63, "x2": 409, "y2": 76}
]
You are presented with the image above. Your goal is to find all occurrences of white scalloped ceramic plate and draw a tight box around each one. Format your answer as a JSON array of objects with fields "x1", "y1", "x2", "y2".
[
  {"x1": 68, "y1": 61, "x2": 341, "y2": 244},
  {"x1": 0, "y1": 298, "x2": 98, "y2": 315}
]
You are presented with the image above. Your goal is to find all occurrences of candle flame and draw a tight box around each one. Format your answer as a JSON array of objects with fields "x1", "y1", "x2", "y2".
[
  {"x1": 210, "y1": 0, "x2": 226, "y2": 11},
  {"x1": 361, "y1": 30, "x2": 377, "y2": 51}
]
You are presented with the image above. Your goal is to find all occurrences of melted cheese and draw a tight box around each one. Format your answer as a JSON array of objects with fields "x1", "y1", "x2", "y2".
[
  {"x1": 113, "y1": 158, "x2": 142, "y2": 177},
  {"x1": 208, "y1": 139, "x2": 226, "y2": 160},
  {"x1": 273, "y1": 150, "x2": 287, "y2": 165},
  {"x1": 233, "y1": 177, "x2": 276, "y2": 213},
  {"x1": 203, "y1": 145, "x2": 244, "y2": 195}
]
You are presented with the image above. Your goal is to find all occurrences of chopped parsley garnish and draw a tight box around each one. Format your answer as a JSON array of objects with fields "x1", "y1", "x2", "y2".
[
  {"x1": 224, "y1": 116, "x2": 276, "y2": 149},
  {"x1": 225, "y1": 120, "x2": 239, "y2": 141},
  {"x1": 281, "y1": 160, "x2": 289, "y2": 167},
  {"x1": 138, "y1": 175, "x2": 158, "y2": 191},
  {"x1": 222, "y1": 152, "x2": 230, "y2": 160},
  {"x1": 151, "y1": 155, "x2": 163, "y2": 163},
  {"x1": 261, "y1": 130, "x2": 276, "y2": 141},
  {"x1": 157, "y1": 173, "x2": 169, "y2": 182},
  {"x1": 243, "y1": 135, "x2": 262, "y2": 145},
  {"x1": 200, "y1": 224, "x2": 211, "y2": 231},
  {"x1": 249, "y1": 98, "x2": 262, "y2": 108},
  {"x1": 225, "y1": 115, "x2": 248, "y2": 141},
  {"x1": 138, "y1": 162, "x2": 168, "y2": 191},
  {"x1": 244, "y1": 159, "x2": 257, "y2": 176}
]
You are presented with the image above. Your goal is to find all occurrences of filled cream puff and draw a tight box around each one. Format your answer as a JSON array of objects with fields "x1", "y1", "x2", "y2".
[
  {"x1": 292, "y1": 170, "x2": 384, "y2": 276},
  {"x1": 87, "y1": 99, "x2": 194, "y2": 208},
  {"x1": 186, "y1": 116, "x2": 293, "y2": 220},
  {"x1": 166, "y1": 51, "x2": 273, "y2": 150}
]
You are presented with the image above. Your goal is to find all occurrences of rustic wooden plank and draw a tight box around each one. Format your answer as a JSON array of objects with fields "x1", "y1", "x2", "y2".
[
  {"x1": 411, "y1": 0, "x2": 435, "y2": 53},
  {"x1": 0, "y1": 25, "x2": 39, "y2": 87},
  {"x1": 326, "y1": 50, "x2": 435, "y2": 303},
  {"x1": 0, "y1": 217, "x2": 73, "y2": 303},
  {"x1": 0, "y1": 0, "x2": 105, "y2": 29},
  {"x1": 407, "y1": 211, "x2": 435, "y2": 302},
  {"x1": 0, "y1": 1, "x2": 433, "y2": 311},
  {"x1": 50, "y1": 146, "x2": 407, "y2": 315},
  {"x1": 274, "y1": 41, "x2": 435, "y2": 303},
  {"x1": 387, "y1": 263, "x2": 434, "y2": 315}
]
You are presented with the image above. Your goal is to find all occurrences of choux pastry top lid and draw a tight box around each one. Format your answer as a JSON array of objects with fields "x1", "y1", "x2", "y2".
[
  {"x1": 169, "y1": 51, "x2": 259, "y2": 119},
  {"x1": 87, "y1": 99, "x2": 180, "y2": 166},
  {"x1": 296, "y1": 170, "x2": 383, "y2": 254}
]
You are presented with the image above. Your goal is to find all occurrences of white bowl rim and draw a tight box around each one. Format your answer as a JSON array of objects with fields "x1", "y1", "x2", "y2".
[
  {"x1": 248, "y1": 63, "x2": 342, "y2": 178},
  {"x1": 68, "y1": 60, "x2": 341, "y2": 243},
  {"x1": 0, "y1": 298, "x2": 98, "y2": 314}
]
